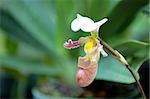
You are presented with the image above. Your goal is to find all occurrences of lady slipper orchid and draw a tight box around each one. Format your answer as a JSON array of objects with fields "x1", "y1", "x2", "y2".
[{"x1": 64, "y1": 14, "x2": 108, "y2": 87}]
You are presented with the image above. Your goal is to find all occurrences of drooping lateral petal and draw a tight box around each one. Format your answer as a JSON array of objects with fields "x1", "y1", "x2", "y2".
[
  {"x1": 64, "y1": 37, "x2": 89, "y2": 49},
  {"x1": 64, "y1": 39, "x2": 81, "y2": 49}
]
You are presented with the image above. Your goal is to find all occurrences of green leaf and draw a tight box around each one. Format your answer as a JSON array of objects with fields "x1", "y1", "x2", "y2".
[
  {"x1": 87, "y1": 0, "x2": 120, "y2": 20},
  {"x1": 128, "y1": 47, "x2": 149, "y2": 71},
  {"x1": 101, "y1": 0, "x2": 148, "y2": 39},
  {"x1": 142, "y1": 4, "x2": 150, "y2": 16},
  {"x1": 0, "y1": 9, "x2": 48, "y2": 51},
  {"x1": 0, "y1": 55, "x2": 61, "y2": 76},
  {"x1": 1, "y1": 0, "x2": 57, "y2": 54},
  {"x1": 115, "y1": 40, "x2": 149, "y2": 71},
  {"x1": 0, "y1": 31, "x2": 7, "y2": 54},
  {"x1": 55, "y1": 0, "x2": 74, "y2": 56},
  {"x1": 96, "y1": 55, "x2": 139, "y2": 84},
  {"x1": 115, "y1": 40, "x2": 149, "y2": 57}
]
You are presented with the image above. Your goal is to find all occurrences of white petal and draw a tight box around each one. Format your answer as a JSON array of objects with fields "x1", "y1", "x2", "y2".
[
  {"x1": 77, "y1": 14, "x2": 82, "y2": 18},
  {"x1": 95, "y1": 18, "x2": 108, "y2": 32},
  {"x1": 98, "y1": 44, "x2": 108, "y2": 57},
  {"x1": 71, "y1": 14, "x2": 96, "y2": 32},
  {"x1": 100, "y1": 49, "x2": 108, "y2": 57},
  {"x1": 71, "y1": 18, "x2": 81, "y2": 32},
  {"x1": 78, "y1": 15, "x2": 95, "y2": 32},
  {"x1": 71, "y1": 14, "x2": 108, "y2": 32},
  {"x1": 95, "y1": 18, "x2": 108, "y2": 27}
]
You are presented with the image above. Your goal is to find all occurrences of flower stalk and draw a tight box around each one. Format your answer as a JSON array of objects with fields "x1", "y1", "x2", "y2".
[{"x1": 99, "y1": 38, "x2": 146, "y2": 99}]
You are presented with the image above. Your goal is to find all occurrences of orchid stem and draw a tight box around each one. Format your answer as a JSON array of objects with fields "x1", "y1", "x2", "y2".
[{"x1": 99, "y1": 38, "x2": 146, "y2": 99}]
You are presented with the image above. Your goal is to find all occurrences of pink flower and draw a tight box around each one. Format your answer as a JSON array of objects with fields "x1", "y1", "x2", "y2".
[{"x1": 64, "y1": 14, "x2": 108, "y2": 87}]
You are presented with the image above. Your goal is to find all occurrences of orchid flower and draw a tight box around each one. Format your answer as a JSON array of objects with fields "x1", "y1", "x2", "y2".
[{"x1": 64, "y1": 14, "x2": 108, "y2": 87}]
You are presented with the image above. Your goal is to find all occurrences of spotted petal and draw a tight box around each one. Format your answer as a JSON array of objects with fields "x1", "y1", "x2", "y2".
[{"x1": 64, "y1": 39, "x2": 81, "y2": 49}]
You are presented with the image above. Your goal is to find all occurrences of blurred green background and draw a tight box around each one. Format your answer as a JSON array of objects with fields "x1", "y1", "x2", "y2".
[{"x1": 0, "y1": 0, "x2": 149, "y2": 98}]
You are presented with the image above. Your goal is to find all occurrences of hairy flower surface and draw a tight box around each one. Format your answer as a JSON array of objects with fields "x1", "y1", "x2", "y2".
[{"x1": 64, "y1": 14, "x2": 108, "y2": 87}]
